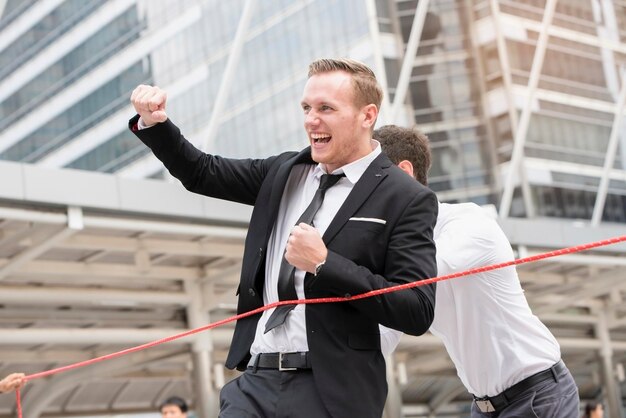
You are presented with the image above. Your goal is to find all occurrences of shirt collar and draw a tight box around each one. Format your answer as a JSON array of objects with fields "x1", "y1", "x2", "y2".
[{"x1": 313, "y1": 140, "x2": 381, "y2": 184}]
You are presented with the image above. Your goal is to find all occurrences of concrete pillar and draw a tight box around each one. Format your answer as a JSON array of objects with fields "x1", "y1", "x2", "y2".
[
  {"x1": 596, "y1": 309, "x2": 625, "y2": 418},
  {"x1": 384, "y1": 356, "x2": 404, "y2": 418},
  {"x1": 185, "y1": 280, "x2": 218, "y2": 418},
  {"x1": 191, "y1": 349, "x2": 216, "y2": 418}
]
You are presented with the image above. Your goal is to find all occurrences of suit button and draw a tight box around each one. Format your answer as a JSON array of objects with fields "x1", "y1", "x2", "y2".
[
  {"x1": 248, "y1": 288, "x2": 256, "y2": 297},
  {"x1": 258, "y1": 248, "x2": 263, "y2": 257}
]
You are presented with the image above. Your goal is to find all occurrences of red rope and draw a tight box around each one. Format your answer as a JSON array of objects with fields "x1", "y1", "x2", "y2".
[
  {"x1": 15, "y1": 235, "x2": 626, "y2": 416},
  {"x1": 15, "y1": 389, "x2": 21, "y2": 418}
]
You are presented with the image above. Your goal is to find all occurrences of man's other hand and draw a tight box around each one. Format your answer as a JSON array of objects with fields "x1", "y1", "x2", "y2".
[{"x1": 0, "y1": 373, "x2": 26, "y2": 393}]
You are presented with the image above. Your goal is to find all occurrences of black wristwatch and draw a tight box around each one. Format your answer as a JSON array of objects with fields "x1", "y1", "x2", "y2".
[{"x1": 314, "y1": 260, "x2": 325, "y2": 276}]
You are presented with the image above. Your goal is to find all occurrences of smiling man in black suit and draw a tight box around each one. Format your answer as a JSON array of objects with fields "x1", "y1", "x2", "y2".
[{"x1": 129, "y1": 58, "x2": 437, "y2": 418}]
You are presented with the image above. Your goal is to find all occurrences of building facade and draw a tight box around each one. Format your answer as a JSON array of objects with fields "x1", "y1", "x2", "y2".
[{"x1": 1, "y1": 0, "x2": 624, "y2": 224}]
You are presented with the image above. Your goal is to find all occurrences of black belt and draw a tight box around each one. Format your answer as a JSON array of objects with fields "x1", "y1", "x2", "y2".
[
  {"x1": 247, "y1": 352, "x2": 311, "y2": 371},
  {"x1": 474, "y1": 360, "x2": 565, "y2": 413}
]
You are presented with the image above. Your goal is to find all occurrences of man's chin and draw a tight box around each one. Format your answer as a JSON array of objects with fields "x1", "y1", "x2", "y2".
[{"x1": 310, "y1": 150, "x2": 325, "y2": 163}]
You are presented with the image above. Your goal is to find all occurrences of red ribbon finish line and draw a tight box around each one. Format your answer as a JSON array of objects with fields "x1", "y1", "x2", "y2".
[{"x1": 14, "y1": 235, "x2": 626, "y2": 417}]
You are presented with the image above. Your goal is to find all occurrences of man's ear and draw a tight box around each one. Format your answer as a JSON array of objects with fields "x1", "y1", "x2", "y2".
[
  {"x1": 361, "y1": 104, "x2": 378, "y2": 129},
  {"x1": 397, "y1": 160, "x2": 414, "y2": 178}
]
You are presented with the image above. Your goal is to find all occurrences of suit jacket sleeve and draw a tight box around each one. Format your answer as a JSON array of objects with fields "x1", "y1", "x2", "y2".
[
  {"x1": 129, "y1": 115, "x2": 279, "y2": 205},
  {"x1": 309, "y1": 187, "x2": 438, "y2": 336}
]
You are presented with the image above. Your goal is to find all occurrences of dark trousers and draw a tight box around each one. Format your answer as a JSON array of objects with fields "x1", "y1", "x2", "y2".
[
  {"x1": 219, "y1": 369, "x2": 333, "y2": 418},
  {"x1": 471, "y1": 364, "x2": 579, "y2": 417}
]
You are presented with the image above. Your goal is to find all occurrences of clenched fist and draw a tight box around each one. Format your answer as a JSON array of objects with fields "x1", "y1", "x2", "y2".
[
  {"x1": 130, "y1": 85, "x2": 168, "y2": 126},
  {"x1": 284, "y1": 223, "x2": 327, "y2": 274}
]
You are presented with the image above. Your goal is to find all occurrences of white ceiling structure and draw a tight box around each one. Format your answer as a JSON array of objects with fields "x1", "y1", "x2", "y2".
[{"x1": 1, "y1": 161, "x2": 626, "y2": 418}]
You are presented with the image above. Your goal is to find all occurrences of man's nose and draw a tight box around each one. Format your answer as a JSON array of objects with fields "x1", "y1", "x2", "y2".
[{"x1": 305, "y1": 111, "x2": 320, "y2": 127}]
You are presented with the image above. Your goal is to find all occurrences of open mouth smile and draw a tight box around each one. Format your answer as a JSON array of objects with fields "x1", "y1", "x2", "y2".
[{"x1": 311, "y1": 133, "x2": 331, "y2": 144}]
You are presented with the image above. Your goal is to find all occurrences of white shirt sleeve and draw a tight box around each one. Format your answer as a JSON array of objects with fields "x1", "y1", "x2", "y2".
[{"x1": 379, "y1": 324, "x2": 403, "y2": 357}]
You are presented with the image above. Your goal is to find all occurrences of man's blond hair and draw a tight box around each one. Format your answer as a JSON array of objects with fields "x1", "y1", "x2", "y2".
[{"x1": 308, "y1": 58, "x2": 383, "y2": 110}]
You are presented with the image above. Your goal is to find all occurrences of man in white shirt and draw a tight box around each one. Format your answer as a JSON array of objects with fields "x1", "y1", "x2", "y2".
[{"x1": 376, "y1": 125, "x2": 579, "y2": 417}]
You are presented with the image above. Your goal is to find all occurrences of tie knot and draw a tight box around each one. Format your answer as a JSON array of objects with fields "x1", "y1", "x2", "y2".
[{"x1": 319, "y1": 173, "x2": 344, "y2": 191}]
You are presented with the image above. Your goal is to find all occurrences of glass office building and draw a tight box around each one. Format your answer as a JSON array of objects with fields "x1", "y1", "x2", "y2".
[
  {"x1": 383, "y1": 0, "x2": 626, "y2": 222},
  {"x1": 0, "y1": 0, "x2": 376, "y2": 174},
  {"x1": 0, "y1": 0, "x2": 625, "y2": 208}
]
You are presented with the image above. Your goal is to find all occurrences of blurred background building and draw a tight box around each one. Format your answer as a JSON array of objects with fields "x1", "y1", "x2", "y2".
[{"x1": 1, "y1": 0, "x2": 626, "y2": 417}]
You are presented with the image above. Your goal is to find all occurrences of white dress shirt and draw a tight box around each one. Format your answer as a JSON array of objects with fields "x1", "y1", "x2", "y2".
[
  {"x1": 250, "y1": 143, "x2": 382, "y2": 356},
  {"x1": 380, "y1": 202, "x2": 560, "y2": 396}
]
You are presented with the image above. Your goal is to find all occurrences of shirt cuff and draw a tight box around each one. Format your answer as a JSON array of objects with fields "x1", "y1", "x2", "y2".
[{"x1": 137, "y1": 117, "x2": 156, "y2": 130}]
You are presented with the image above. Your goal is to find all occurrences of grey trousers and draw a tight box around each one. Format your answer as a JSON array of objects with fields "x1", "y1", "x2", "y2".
[
  {"x1": 219, "y1": 369, "x2": 333, "y2": 418},
  {"x1": 470, "y1": 364, "x2": 579, "y2": 417}
]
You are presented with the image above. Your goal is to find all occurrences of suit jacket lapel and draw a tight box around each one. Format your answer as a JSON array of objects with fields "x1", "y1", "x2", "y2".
[
  {"x1": 263, "y1": 147, "x2": 315, "y2": 240},
  {"x1": 322, "y1": 153, "x2": 390, "y2": 244}
]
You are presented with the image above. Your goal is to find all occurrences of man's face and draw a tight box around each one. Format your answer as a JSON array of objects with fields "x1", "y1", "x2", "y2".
[
  {"x1": 161, "y1": 405, "x2": 186, "y2": 418},
  {"x1": 301, "y1": 71, "x2": 375, "y2": 172}
]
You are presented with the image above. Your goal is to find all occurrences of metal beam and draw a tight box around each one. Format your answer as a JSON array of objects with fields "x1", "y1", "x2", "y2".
[
  {"x1": 466, "y1": 0, "x2": 502, "y2": 196},
  {"x1": 592, "y1": 68, "x2": 626, "y2": 225},
  {"x1": 0, "y1": 205, "x2": 247, "y2": 239},
  {"x1": 533, "y1": 270, "x2": 625, "y2": 315},
  {"x1": 0, "y1": 286, "x2": 190, "y2": 306},
  {"x1": 0, "y1": 350, "x2": 95, "y2": 364},
  {"x1": 24, "y1": 349, "x2": 187, "y2": 418},
  {"x1": 498, "y1": 216, "x2": 626, "y2": 253},
  {"x1": 499, "y1": 0, "x2": 559, "y2": 218},
  {"x1": 0, "y1": 307, "x2": 182, "y2": 322},
  {"x1": 60, "y1": 234, "x2": 244, "y2": 258},
  {"x1": 539, "y1": 313, "x2": 598, "y2": 325},
  {"x1": 365, "y1": 0, "x2": 392, "y2": 123},
  {"x1": 0, "y1": 206, "x2": 67, "y2": 225},
  {"x1": 0, "y1": 349, "x2": 175, "y2": 363},
  {"x1": 0, "y1": 258, "x2": 200, "y2": 281},
  {"x1": 394, "y1": 333, "x2": 626, "y2": 353},
  {"x1": 489, "y1": 0, "x2": 535, "y2": 216},
  {"x1": 83, "y1": 215, "x2": 247, "y2": 239},
  {"x1": 0, "y1": 328, "x2": 232, "y2": 346},
  {"x1": 507, "y1": 13, "x2": 626, "y2": 56},
  {"x1": 201, "y1": 0, "x2": 255, "y2": 152},
  {"x1": 0, "y1": 206, "x2": 83, "y2": 281},
  {"x1": 389, "y1": 0, "x2": 430, "y2": 124},
  {"x1": 525, "y1": 252, "x2": 626, "y2": 267}
]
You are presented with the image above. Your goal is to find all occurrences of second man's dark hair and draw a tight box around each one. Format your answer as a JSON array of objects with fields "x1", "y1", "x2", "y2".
[{"x1": 375, "y1": 125, "x2": 431, "y2": 186}]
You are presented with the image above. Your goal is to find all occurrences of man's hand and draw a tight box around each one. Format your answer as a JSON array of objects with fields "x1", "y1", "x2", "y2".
[
  {"x1": 285, "y1": 223, "x2": 327, "y2": 274},
  {"x1": 0, "y1": 373, "x2": 26, "y2": 393},
  {"x1": 130, "y1": 85, "x2": 168, "y2": 126}
]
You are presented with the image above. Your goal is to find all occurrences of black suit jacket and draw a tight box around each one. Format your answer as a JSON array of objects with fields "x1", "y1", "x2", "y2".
[{"x1": 131, "y1": 116, "x2": 438, "y2": 418}]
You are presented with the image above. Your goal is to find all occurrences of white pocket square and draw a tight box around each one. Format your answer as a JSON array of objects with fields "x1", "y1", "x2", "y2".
[{"x1": 348, "y1": 217, "x2": 387, "y2": 225}]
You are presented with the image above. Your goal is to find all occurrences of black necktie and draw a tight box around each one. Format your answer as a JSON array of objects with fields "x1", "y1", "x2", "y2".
[{"x1": 264, "y1": 173, "x2": 345, "y2": 333}]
